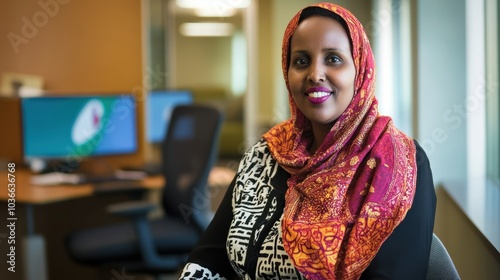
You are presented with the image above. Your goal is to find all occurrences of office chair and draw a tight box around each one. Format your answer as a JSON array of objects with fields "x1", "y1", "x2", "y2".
[
  {"x1": 65, "y1": 104, "x2": 223, "y2": 279},
  {"x1": 426, "y1": 233, "x2": 461, "y2": 280}
]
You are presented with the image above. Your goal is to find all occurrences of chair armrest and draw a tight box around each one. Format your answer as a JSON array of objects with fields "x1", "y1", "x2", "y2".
[
  {"x1": 107, "y1": 200, "x2": 181, "y2": 269},
  {"x1": 106, "y1": 200, "x2": 156, "y2": 219}
]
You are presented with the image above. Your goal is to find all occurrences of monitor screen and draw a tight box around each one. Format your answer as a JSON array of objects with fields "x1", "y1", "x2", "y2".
[
  {"x1": 21, "y1": 94, "x2": 138, "y2": 160},
  {"x1": 146, "y1": 90, "x2": 193, "y2": 143}
]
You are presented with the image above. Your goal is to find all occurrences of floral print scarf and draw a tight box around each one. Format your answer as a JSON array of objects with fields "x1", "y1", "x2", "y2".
[{"x1": 262, "y1": 3, "x2": 417, "y2": 279}]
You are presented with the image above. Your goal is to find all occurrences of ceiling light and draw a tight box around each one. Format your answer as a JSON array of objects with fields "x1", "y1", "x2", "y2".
[
  {"x1": 180, "y1": 22, "x2": 235, "y2": 37},
  {"x1": 195, "y1": 7, "x2": 237, "y2": 17},
  {"x1": 176, "y1": 0, "x2": 251, "y2": 9}
]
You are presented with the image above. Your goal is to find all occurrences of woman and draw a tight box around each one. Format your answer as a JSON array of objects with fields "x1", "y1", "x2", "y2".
[{"x1": 179, "y1": 3, "x2": 436, "y2": 279}]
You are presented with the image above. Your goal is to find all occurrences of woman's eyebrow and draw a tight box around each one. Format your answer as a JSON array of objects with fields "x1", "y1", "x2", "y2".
[
  {"x1": 290, "y1": 48, "x2": 349, "y2": 57},
  {"x1": 290, "y1": 50, "x2": 309, "y2": 56},
  {"x1": 322, "y1": 47, "x2": 348, "y2": 53}
]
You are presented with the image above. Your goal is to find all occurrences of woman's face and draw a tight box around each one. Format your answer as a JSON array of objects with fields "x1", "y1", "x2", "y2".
[{"x1": 288, "y1": 16, "x2": 356, "y2": 129}]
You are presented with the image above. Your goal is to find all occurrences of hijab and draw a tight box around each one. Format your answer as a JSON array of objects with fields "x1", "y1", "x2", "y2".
[{"x1": 262, "y1": 3, "x2": 417, "y2": 279}]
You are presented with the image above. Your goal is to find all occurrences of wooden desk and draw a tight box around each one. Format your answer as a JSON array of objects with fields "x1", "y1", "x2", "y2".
[
  {"x1": 0, "y1": 169, "x2": 164, "y2": 204},
  {"x1": 0, "y1": 168, "x2": 164, "y2": 280},
  {"x1": 0, "y1": 167, "x2": 234, "y2": 280}
]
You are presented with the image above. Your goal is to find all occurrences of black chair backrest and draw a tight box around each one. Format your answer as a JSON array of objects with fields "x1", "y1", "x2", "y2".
[
  {"x1": 426, "y1": 233, "x2": 460, "y2": 280},
  {"x1": 160, "y1": 104, "x2": 223, "y2": 230}
]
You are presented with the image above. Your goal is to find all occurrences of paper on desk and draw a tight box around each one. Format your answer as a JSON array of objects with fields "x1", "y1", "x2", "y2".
[{"x1": 31, "y1": 172, "x2": 82, "y2": 185}]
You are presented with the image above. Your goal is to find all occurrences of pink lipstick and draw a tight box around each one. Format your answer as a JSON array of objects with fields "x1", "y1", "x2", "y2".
[{"x1": 305, "y1": 87, "x2": 332, "y2": 104}]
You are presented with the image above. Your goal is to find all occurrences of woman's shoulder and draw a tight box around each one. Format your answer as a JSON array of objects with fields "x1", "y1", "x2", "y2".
[
  {"x1": 412, "y1": 139, "x2": 431, "y2": 170},
  {"x1": 238, "y1": 138, "x2": 275, "y2": 168},
  {"x1": 244, "y1": 138, "x2": 269, "y2": 154},
  {"x1": 235, "y1": 138, "x2": 288, "y2": 192},
  {"x1": 412, "y1": 139, "x2": 436, "y2": 202}
]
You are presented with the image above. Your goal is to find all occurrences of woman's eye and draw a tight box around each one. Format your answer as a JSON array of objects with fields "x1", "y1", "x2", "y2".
[
  {"x1": 326, "y1": 55, "x2": 342, "y2": 64},
  {"x1": 294, "y1": 57, "x2": 308, "y2": 66}
]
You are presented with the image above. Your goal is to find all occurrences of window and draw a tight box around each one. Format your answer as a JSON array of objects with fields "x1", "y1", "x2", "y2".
[
  {"x1": 485, "y1": 0, "x2": 499, "y2": 183},
  {"x1": 372, "y1": 0, "x2": 413, "y2": 137}
]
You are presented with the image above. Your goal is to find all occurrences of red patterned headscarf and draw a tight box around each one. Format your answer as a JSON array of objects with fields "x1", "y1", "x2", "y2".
[{"x1": 262, "y1": 3, "x2": 417, "y2": 279}]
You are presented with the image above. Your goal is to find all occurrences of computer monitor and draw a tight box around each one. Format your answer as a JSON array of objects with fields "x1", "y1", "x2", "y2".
[
  {"x1": 21, "y1": 94, "x2": 138, "y2": 162},
  {"x1": 146, "y1": 90, "x2": 193, "y2": 143}
]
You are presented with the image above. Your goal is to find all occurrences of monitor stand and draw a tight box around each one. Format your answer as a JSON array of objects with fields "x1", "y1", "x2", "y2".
[{"x1": 127, "y1": 142, "x2": 162, "y2": 175}]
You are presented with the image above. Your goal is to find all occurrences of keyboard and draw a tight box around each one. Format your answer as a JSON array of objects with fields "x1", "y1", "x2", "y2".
[
  {"x1": 80, "y1": 170, "x2": 148, "y2": 183},
  {"x1": 121, "y1": 162, "x2": 162, "y2": 176},
  {"x1": 31, "y1": 170, "x2": 147, "y2": 185}
]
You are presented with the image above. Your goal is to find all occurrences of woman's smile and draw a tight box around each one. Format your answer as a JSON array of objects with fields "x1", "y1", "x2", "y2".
[{"x1": 305, "y1": 86, "x2": 333, "y2": 104}]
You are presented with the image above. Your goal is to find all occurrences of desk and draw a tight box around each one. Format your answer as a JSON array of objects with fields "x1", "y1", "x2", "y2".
[
  {"x1": 0, "y1": 169, "x2": 164, "y2": 204},
  {"x1": 441, "y1": 179, "x2": 500, "y2": 254},
  {"x1": 0, "y1": 169, "x2": 163, "y2": 280}
]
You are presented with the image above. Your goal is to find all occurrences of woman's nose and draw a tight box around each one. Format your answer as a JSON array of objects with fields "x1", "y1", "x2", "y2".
[{"x1": 307, "y1": 61, "x2": 326, "y2": 83}]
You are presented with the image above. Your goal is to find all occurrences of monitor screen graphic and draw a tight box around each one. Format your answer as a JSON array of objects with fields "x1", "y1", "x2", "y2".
[
  {"x1": 146, "y1": 90, "x2": 193, "y2": 143},
  {"x1": 22, "y1": 95, "x2": 137, "y2": 160}
]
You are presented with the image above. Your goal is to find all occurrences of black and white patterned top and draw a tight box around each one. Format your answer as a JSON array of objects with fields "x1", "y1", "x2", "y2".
[{"x1": 179, "y1": 139, "x2": 436, "y2": 280}]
